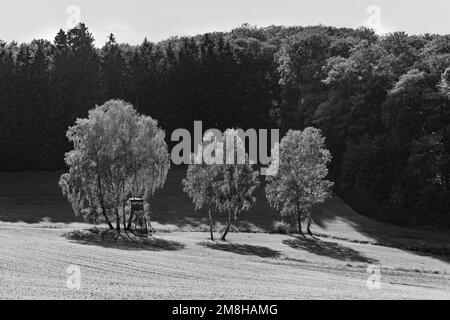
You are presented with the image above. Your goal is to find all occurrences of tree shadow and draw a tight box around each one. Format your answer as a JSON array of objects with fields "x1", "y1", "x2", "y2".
[
  {"x1": 199, "y1": 242, "x2": 281, "y2": 258},
  {"x1": 283, "y1": 236, "x2": 377, "y2": 264},
  {"x1": 63, "y1": 230, "x2": 185, "y2": 252}
]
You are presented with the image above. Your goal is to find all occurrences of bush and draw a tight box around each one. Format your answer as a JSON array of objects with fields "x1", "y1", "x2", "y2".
[{"x1": 273, "y1": 220, "x2": 291, "y2": 234}]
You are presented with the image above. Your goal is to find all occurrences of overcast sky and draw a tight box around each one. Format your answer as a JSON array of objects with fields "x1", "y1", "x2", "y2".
[{"x1": 0, "y1": 0, "x2": 449, "y2": 46}]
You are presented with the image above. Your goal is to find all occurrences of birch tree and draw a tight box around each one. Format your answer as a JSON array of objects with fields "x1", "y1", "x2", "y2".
[
  {"x1": 59, "y1": 100, "x2": 170, "y2": 232},
  {"x1": 183, "y1": 129, "x2": 260, "y2": 241},
  {"x1": 265, "y1": 128, "x2": 333, "y2": 236}
]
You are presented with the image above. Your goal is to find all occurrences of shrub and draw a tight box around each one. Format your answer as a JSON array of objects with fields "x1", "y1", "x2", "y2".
[{"x1": 273, "y1": 220, "x2": 291, "y2": 234}]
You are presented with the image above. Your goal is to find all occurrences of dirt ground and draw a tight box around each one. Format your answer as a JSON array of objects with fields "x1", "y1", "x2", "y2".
[{"x1": 0, "y1": 227, "x2": 449, "y2": 300}]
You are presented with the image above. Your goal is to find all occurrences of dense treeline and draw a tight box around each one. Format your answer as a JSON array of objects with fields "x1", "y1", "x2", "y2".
[{"x1": 0, "y1": 23, "x2": 449, "y2": 226}]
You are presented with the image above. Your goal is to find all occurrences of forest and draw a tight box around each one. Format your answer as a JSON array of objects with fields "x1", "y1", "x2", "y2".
[{"x1": 0, "y1": 23, "x2": 449, "y2": 227}]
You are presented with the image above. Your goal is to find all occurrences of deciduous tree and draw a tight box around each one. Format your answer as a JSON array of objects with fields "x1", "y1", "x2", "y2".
[
  {"x1": 59, "y1": 100, "x2": 170, "y2": 232},
  {"x1": 266, "y1": 128, "x2": 333, "y2": 235}
]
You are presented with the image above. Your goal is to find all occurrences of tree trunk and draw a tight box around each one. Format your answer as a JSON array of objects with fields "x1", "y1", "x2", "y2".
[
  {"x1": 122, "y1": 201, "x2": 127, "y2": 231},
  {"x1": 221, "y1": 211, "x2": 232, "y2": 241},
  {"x1": 297, "y1": 212, "x2": 304, "y2": 236},
  {"x1": 97, "y1": 175, "x2": 114, "y2": 230},
  {"x1": 101, "y1": 210, "x2": 114, "y2": 230},
  {"x1": 122, "y1": 186, "x2": 127, "y2": 231},
  {"x1": 126, "y1": 211, "x2": 134, "y2": 231},
  {"x1": 306, "y1": 211, "x2": 313, "y2": 236},
  {"x1": 208, "y1": 209, "x2": 214, "y2": 241},
  {"x1": 115, "y1": 209, "x2": 121, "y2": 232}
]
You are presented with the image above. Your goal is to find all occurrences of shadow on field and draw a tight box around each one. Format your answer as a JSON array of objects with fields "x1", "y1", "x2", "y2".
[
  {"x1": 200, "y1": 242, "x2": 281, "y2": 258},
  {"x1": 64, "y1": 230, "x2": 185, "y2": 252},
  {"x1": 283, "y1": 236, "x2": 377, "y2": 264}
]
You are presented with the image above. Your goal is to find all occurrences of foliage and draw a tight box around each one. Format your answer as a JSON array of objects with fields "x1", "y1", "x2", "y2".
[
  {"x1": 1, "y1": 23, "x2": 450, "y2": 226},
  {"x1": 273, "y1": 220, "x2": 291, "y2": 234},
  {"x1": 266, "y1": 128, "x2": 334, "y2": 235},
  {"x1": 59, "y1": 100, "x2": 170, "y2": 231},
  {"x1": 183, "y1": 161, "x2": 222, "y2": 240},
  {"x1": 183, "y1": 129, "x2": 260, "y2": 240}
]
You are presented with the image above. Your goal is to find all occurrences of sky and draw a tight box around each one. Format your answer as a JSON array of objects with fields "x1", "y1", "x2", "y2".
[{"x1": 0, "y1": 0, "x2": 449, "y2": 46}]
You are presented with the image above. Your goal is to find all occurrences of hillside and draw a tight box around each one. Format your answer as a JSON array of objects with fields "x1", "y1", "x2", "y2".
[
  {"x1": 0, "y1": 169, "x2": 449, "y2": 299},
  {"x1": 1, "y1": 169, "x2": 449, "y2": 246}
]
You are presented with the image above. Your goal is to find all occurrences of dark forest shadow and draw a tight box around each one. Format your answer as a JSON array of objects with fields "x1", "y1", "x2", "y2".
[
  {"x1": 0, "y1": 168, "x2": 276, "y2": 229},
  {"x1": 151, "y1": 168, "x2": 277, "y2": 231},
  {"x1": 63, "y1": 230, "x2": 185, "y2": 251},
  {"x1": 0, "y1": 171, "x2": 80, "y2": 224},
  {"x1": 199, "y1": 242, "x2": 281, "y2": 258},
  {"x1": 283, "y1": 236, "x2": 377, "y2": 264},
  {"x1": 311, "y1": 197, "x2": 450, "y2": 264}
]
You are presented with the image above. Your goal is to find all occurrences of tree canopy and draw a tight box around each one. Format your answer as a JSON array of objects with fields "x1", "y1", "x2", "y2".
[
  {"x1": 266, "y1": 128, "x2": 333, "y2": 235},
  {"x1": 59, "y1": 100, "x2": 170, "y2": 231},
  {"x1": 183, "y1": 129, "x2": 260, "y2": 240}
]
